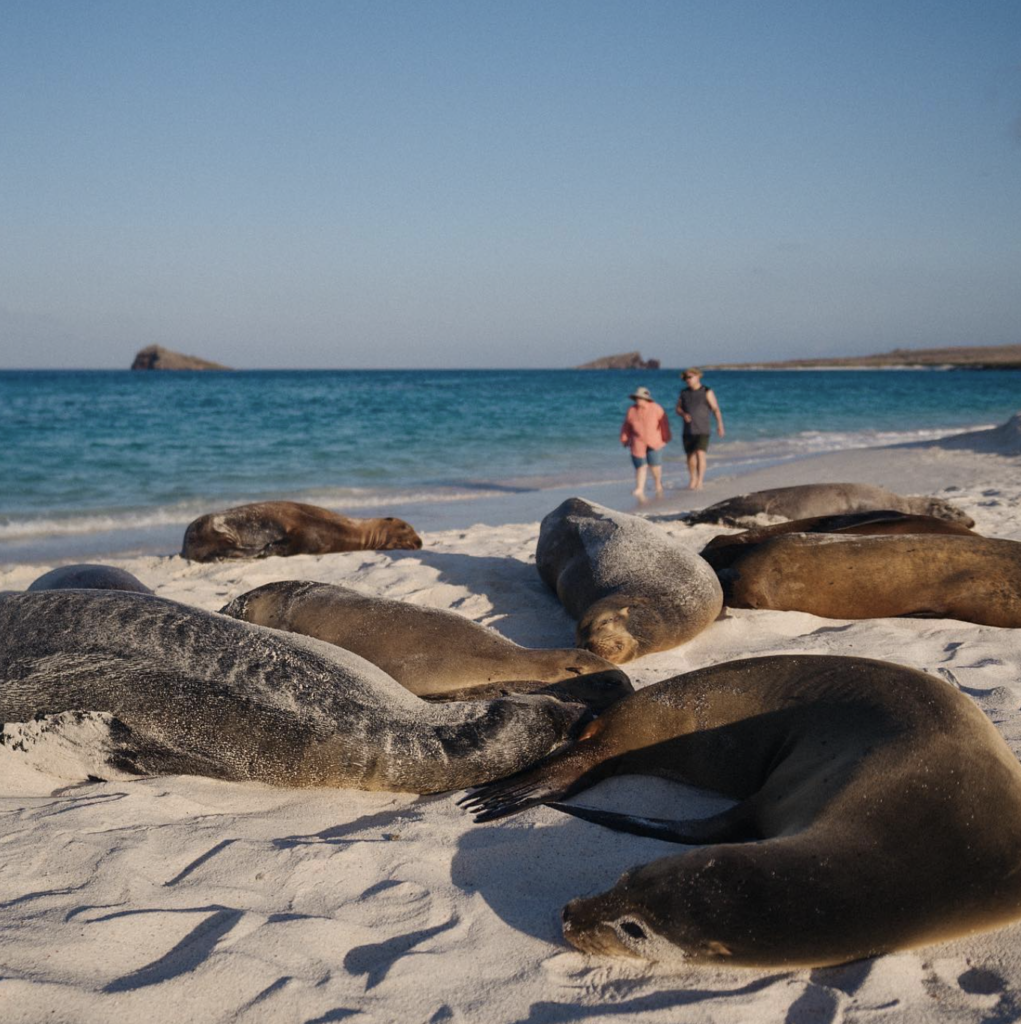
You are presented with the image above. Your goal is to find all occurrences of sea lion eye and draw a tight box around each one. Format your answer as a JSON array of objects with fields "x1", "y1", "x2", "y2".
[{"x1": 620, "y1": 919, "x2": 647, "y2": 941}]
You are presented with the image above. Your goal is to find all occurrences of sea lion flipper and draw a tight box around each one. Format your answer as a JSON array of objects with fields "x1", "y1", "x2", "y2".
[{"x1": 546, "y1": 801, "x2": 756, "y2": 845}]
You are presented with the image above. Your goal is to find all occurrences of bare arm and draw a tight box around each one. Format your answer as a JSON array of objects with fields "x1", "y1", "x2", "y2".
[{"x1": 707, "y1": 389, "x2": 725, "y2": 437}]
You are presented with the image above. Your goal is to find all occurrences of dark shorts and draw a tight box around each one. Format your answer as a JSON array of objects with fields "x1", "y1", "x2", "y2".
[
  {"x1": 630, "y1": 447, "x2": 664, "y2": 469},
  {"x1": 683, "y1": 433, "x2": 710, "y2": 455}
]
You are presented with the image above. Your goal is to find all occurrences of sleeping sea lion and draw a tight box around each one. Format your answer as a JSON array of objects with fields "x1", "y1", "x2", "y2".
[
  {"x1": 686, "y1": 483, "x2": 974, "y2": 528},
  {"x1": 462, "y1": 655, "x2": 1021, "y2": 967},
  {"x1": 536, "y1": 498, "x2": 722, "y2": 664},
  {"x1": 0, "y1": 590, "x2": 584, "y2": 793},
  {"x1": 717, "y1": 532, "x2": 1021, "y2": 627},
  {"x1": 700, "y1": 509, "x2": 978, "y2": 572},
  {"x1": 26, "y1": 564, "x2": 154, "y2": 594},
  {"x1": 181, "y1": 501, "x2": 422, "y2": 561},
  {"x1": 220, "y1": 580, "x2": 632, "y2": 709}
]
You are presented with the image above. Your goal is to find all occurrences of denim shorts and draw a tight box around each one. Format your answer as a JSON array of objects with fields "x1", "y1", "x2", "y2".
[{"x1": 631, "y1": 447, "x2": 663, "y2": 469}]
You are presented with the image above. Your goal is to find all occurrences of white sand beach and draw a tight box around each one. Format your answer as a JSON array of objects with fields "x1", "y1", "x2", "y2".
[{"x1": 2, "y1": 416, "x2": 1021, "y2": 1024}]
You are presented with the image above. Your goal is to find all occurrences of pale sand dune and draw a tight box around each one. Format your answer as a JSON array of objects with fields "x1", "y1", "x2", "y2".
[{"x1": 2, "y1": 427, "x2": 1021, "y2": 1023}]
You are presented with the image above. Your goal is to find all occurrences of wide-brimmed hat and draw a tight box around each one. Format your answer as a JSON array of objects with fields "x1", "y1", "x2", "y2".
[
  {"x1": 629, "y1": 386, "x2": 653, "y2": 401},
  {"x1": 681, "y1": 367, "x2": 702, "y2": 379}
]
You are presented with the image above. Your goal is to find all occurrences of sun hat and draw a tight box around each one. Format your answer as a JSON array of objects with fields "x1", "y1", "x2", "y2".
[
  {"x1": 629, "y1": 386, "x2": 653, "y2": 401},
  {"x1": 681, "y1": 368, "x2": 702, "y2": 379}
]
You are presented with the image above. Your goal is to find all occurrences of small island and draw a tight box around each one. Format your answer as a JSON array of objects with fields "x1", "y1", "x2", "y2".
[
  {"x1": 577, "y1": 350, "x2": 661, "y2": 370},
  {"x1": 705, "y1": 344, "x2": 1021, "y2": 371},
  {"x1": 131, "y1": 345, "x2": 231, "y2": 371}
]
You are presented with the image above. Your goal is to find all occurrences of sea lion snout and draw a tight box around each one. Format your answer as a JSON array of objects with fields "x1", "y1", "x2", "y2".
[{"x1": 562, "y1": 897, "x2": 646, "y2": 958}]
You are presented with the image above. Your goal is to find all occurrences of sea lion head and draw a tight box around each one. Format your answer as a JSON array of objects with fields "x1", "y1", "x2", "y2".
[
  {"x1": 576, "y1": 599, "x2": 639, "y2": 664},
  {"x1": 374, "y1": 517, "x2": 424, "y2": 550},
  {"x1": 561, "y1": 881, "x2": 680, "y2": 960}
]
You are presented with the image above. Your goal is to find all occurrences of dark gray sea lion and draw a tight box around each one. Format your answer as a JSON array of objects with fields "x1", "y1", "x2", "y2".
[
  {"x1": 220, "y1": 580, "x2": 632, "y2": 710},
  {"x1": 536, "y1": 498, "x2": 722, "y2": 664},
  {"x1": 462, "y1": 655, "x2": 1021, "y2": 967},
  {"x1": 27, "y1": 564, "x2": 154, "y2": 594},
  {"x1": 686, "y1": 483, "x2": 974, "y2": 528},
  {"x1": 700, "y1": 510, "x2": 978, "y2": 572},
  {"x1": 717, "y1": 532, "x2": 1021, "y2": 627},
  {"x1": 181, "y1": 501, "x2": 423, "y2": 561},
  {"x1": 0, "y1": 590, "x2": 585, "y2": 793}
]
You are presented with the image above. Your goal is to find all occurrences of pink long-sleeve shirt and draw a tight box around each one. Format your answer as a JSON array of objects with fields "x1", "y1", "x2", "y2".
[{"x1": 620, "y1": 401, "x2": 672, "y2": 457}]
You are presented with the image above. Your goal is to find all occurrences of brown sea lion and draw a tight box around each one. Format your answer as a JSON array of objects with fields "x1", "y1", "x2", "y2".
[
  {"x1": 181, "y1": 500, "x2": 422, "y2": 561},
  {"x1": 686, "y1": 483, "x2": 974, "y2": 528},
  {"x1": 717, "y1": 532, "x2": 1021, "y2": 627},
  {"x1": 462, "y1": 655, "x2": 1021, "y2": 967},
  {"x1": 536, "y1": 498, "x2": 723, "y2": 664},
  {"x1": 700, "y1": 509, "x2": 978, "y2": 571},
  {"x1": 26, "y1": 564, "x2": 154, "y2": 594},
  {"x1": 220, "y1": 580, "x2": 633, "y2": 710},
  {"x1": 0, "y1": 590, "x2": 585, "y2": 793}
]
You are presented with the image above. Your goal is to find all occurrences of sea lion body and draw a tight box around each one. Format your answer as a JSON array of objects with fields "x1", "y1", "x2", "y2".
[
  {"x1": 700, "y1": 510, "x2": 978, "y2": 572},
  {"x1": 463, "y1": 655, "x2": 1021, "y2": 966},
  {"x1": 536, "y1": 498, "x2": 723, "y2": 663},
  {"x1": 688, "y1": 483, "x2": 973, "y2": 528},
  {"x1": 220, "y1": 580, "x2": 632, "y2": 709},
  {"x1": 0, "y1": 591, "x2": 583, "y2": 793},
  {"x1": 719, "y1": 532, "x2": 1021, "y2": 627},
  {"x1": 26, "y1": 564, "x2": 154, "y2": 594},
  {"x1": 181, "y1": 501, "x2": 422, "y2": 561}
]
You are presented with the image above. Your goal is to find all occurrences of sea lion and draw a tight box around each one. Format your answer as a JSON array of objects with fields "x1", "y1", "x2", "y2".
[
  {"x1": 686, "y1": 483, "x2": 974, "y2": 528},
  {"x1": 26, "y1": 564, "x2": 154, "y2": 594},
  {"x1": 462, "y1": 655, "x2": 1021, "y2": 967},
  {"x1": 220, "y1": 580, "x2": 633, "y2": 710},
  {"x1": 0, "y1": 590, "x2": 585, "y2": 793},
  {"x1": 717, "y1": 532, "x2": 1021, "y2": 627},
  {"x1": 700, "y1": 510, "x2": 978, "y2": 572},
  {"x1": 181, "y1": 501, "x2": 423, "y2": 561},
  {"x1": 536, "y1": 498, "x2": 722, "y2": 664}
]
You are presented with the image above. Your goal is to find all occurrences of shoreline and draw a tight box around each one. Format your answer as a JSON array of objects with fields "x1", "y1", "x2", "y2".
[
  {"x1": 2, "y1": 415, "x2": 1021, "y2": 1022},
  {"x1": 1, "y1": 419, "x2": 1008, "y2": 567}
]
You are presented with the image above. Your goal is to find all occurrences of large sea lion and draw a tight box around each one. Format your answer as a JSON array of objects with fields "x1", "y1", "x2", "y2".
[
  {"x1": 220, "y1": 580, "x2": 633, "y2": 709},
  {"x1": 536, "y1": 498, "x2": 722, "y2": 664},
  {"x1": 26, "y1": 564, "x2": 154, "y2": 594},
  {"x1": 700, "y1": 510, "x2": 978, "y2": 572},
  {"x1": 717, "y1": 532, "x2": 1021, "y2": 627},
  {"x1": 686, "y1": 483, "x2": 974, "y2": 528},
  {"x1": 0, "y1": 590, "x2": 585, "y2": 793},
  {"x1": 181, "y1": 501, "x2": 423, "y2": 561},
  {"x1": 462, "y1": 655, "x2": 1021, "y2": 967}
]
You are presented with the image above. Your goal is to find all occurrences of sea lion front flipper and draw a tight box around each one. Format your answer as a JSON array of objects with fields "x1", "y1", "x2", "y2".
[{"x1": 546, "y1": 800, "x2": 757, "y2": 845}]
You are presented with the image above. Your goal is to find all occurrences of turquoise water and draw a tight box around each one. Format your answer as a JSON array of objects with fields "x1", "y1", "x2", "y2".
[{"x1": 2, "y1": 367, "x2": 1018, "y2": 560}]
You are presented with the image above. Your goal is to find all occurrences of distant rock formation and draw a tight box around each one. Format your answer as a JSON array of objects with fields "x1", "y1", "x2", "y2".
[
  {"x1": 705, "y1": 344, "x2": 1021, "y2": 371},
  {"x1": 577, "y1": 351, "x2": 661, "y2": 370},
  {"x1": 131, "y1": 345, "x2": 230, "y2": 371}
]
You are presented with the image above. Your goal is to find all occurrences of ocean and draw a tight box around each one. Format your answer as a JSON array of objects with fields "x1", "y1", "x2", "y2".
[{"x1": 2, "y1": 367, "x2": 1018, "y2": 564}]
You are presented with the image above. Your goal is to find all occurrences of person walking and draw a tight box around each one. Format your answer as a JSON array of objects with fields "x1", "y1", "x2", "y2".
[
  {"x1": 620, "y1": 386, "x2": 671, "y2": 501},
  {"x1": 676, "y1": 368, "x2": 724, "y2": 490}
]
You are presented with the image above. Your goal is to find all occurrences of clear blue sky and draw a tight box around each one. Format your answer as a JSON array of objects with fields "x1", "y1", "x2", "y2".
[{"x1": 2, "y1": 0, "x2": 1019, "y2": 369}]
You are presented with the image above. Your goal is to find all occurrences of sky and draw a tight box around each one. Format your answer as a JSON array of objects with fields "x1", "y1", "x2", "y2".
[{"x1": 1, "y1": 0, "x2": 1019, "y2": 369}]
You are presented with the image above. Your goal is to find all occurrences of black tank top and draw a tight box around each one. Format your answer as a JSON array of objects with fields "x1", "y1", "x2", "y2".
[{"x1": 679, "y1": 387, "x2": 712, "y2": 434}]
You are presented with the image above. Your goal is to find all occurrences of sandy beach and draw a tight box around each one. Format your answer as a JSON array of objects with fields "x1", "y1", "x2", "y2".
[{"x1": 2, "y1": 415, "x2": 1021, "y2": 1024}]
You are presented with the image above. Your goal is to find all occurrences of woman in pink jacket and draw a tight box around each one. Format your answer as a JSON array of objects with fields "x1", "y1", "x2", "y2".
[{"x1": 620, "y1": 386, "x2": 672, "y2": 501}]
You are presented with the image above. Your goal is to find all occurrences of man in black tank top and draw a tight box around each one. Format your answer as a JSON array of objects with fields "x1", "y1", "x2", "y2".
[{"x1": 676, "y1": 368, "x2": 725, "y2": 490}]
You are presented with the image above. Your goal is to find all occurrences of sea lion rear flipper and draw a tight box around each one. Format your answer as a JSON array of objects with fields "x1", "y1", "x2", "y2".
[{"x1": 546, "y1": 800, "x2": 757, "y2": 845}]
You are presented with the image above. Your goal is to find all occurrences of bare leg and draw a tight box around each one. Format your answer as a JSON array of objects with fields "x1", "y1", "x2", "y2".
[
  {"x1": 693, "y1": 450, "x2": 707, "y2": 490},
  {"x1": 686, "y1": 451, "x2": 698, "y2": 490},
  {"x1": 633, "y1": 464, "x2": 648, "y2": 500},
  {"x1": 650, "y1": 464, "x2": 664, "y2": 496}
]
